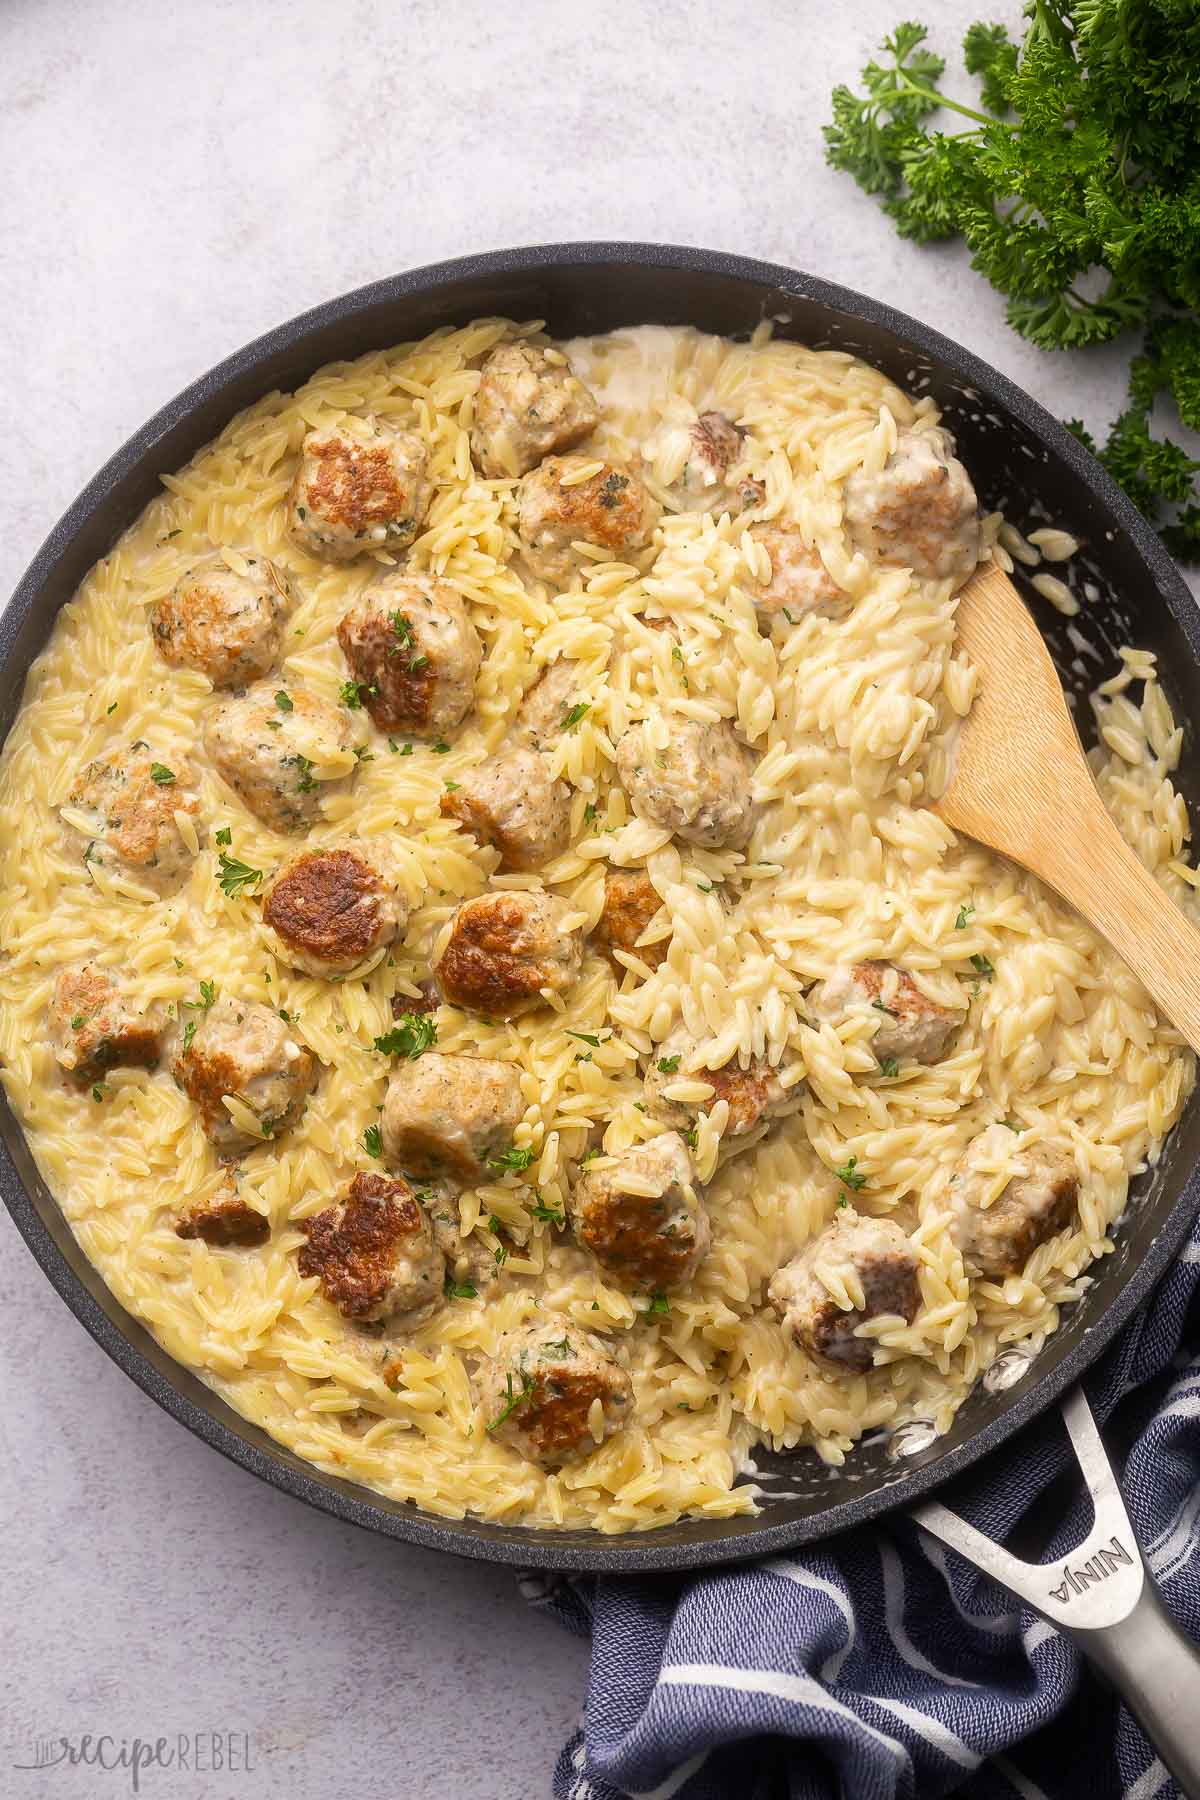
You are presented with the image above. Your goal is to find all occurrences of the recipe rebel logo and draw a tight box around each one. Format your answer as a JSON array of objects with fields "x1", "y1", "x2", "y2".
[{"x1": 12, "y1": 1731, "x2": 255, "y2": 1791}]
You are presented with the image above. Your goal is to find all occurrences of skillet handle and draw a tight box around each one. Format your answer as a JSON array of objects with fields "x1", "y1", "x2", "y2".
[{"x1": 913, "y1": 1388, "x2": 1200, "y2": 1798}]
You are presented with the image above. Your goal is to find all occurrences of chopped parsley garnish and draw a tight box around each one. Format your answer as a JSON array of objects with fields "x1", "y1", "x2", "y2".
[
  {"x1": 388, "y1": 738, "x2": 401, "y2": 753},
  {"x1": 149, "y1": 763, "x2": 175, "y2": 785},
  {"x1": 657, "y1": 1055, "x2": 681, "y2": 1074},
  {"x1": 284, "y1": 753, "x2": 316, "y2": 793},
  {"x1": 836, "y1": 1193, "x2": 849, "y2": 1209},
  {"x1": 486, "y1": 1372, "x2": 535, "y2": 1431},
  {"x1": 353, "y1": 745, "x2": 374, "y2": 764},
  {"x1": 444, "y1": 780, "x2": 460, "y2": 792},
  {"x1": 374, "y1": 1013, "x2": 437, "y2": 1060},
  {"x1": 872, "y1": 998, "x2": 897, "y2": 1017},
  {"x1": 647, "y1": 1293, "x2": 671, "y2": 1317},
  {"x1": 388, "y1": 611, "x2": 415, "y2": 653},
  {"x1": 340, "y1": 679, "x2": 370, "y2": 709},
  {"x1": 445, "y1": 1278, "x2": 478, "y2": 1301},
  {"x1": 494, "y1": 1244, "x2": 509, "y2": 1269},
  {"x1": 970, "y1": 953, "x2": 995, "y2": 979},
  {"x1": 400, "y1": 742, "x2": 413, "y2": 756},
  {"x1": 214, "y1": 826, "x2": 232, "y2": 846},
  {"x1": 583, "y1": 802, "x2": 598, "y2": 824},
  {"x1": 530, "y1": 1202, "x2": 564, "y2": 1228},
  {"x1": 182, "y1": 1019, "x2": 197, "y2": 1053},
  {"x1": 106, "y1": 702, "x2": 118, "y2": 715},
  {"x1": 578, "y1": 1149, "x2": 601, "y2": 1166},
  {"x1": 672, "y1": 645, "x2": 689, "y2": 689},
  {"x1": 431, "y1": 740, "x2": 451, "y2": 754},
  {"x1": 566, "y1": 1029, "x2": 602, "y2": 1048},
  {"x1": 362, "y1": 1124, "x2": 383, "y2": 1159},
  {"x1": 955, "y1": 903, "x2": 975, "y2": 930},
  {"x1": 487, "y1": 1144, "x2": 537, "y2": 1175},
  {"x1": 91, "y1": 1084, "x2": 108, "y2": 1104},
  {"x1": 879, "y1": 1057, "x2": 900, "y2": 1078},
  {"x1": 408, "y1": 654, "x2": 429, "y2": 673},
  {"x1": 834, "y1": 1155, "x2": 867, "y2": 1191},
  {"x1": 69, "y1": 1014, "x2": 84, "y2": 1030},
  {"x1": 561, "y1": 702, "x2": 590, "y2": 730},
  {"x1": 682, "y1": 1126, "x2": 699, "y2": 1150},
  {"x1": 275, "y1": 690, "x2": 293, "y2": 712},
  {"x1": 183, "y1": 979, "x2": 217, "y2": 1012},
  {"x1": 543, "y1": 1336, "x2": 574, "y2": 1357},
  {"x1": 782, "y1": 608, "x2": 798, "y2": 625},
  {"x1": 697, "y1": 881, "x2": 713, "y2": 893},
  {"x1": 217, "y1": 851, "x2": 263, "y2": 898}
]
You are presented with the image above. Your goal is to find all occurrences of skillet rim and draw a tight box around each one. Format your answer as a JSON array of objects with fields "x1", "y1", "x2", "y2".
[{"x1": 2, "y1": 239, "x2": 1198, "y2": 1572}]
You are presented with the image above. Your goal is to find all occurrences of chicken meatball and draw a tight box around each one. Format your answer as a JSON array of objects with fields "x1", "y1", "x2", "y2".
[
  {"x1": 516, "y1": 456, "x2": 657, "y2": 585},
  {"x1": 948, "y1": 1124, "x2": 1079, "y2": 1279},
  {"x1": 748, "y1": 524, "x2": 846, "y2": 621},
  {"x1": 512, "y1": 658, "x2": 585, "y2": 751},
  {"x1": 436, "y1": 890, "x2": 584, "y2": 1017},
  {"x1": 381, "y1": 1051, "x2": 525, "y2": 1182},
  {"x1": 336, "y1": 574, "x2": 482, "y2": 740},
  {"x1": 171, "y1": 994, "x2": 317, "y2": 1154},
  {"x1": 477, "y1": 1316, "x2": 633, "y2": 1468},
  {"x1": 298, "y1": 1173, "x2": 445, "y2": 1326},
  {"x1": 769, "y1": 1213, "x2": 921, "y2": 1372},
  {"x1": 204, "y1": 681, "x2": 355, "y2": 833},
  {"x1": 807, "y1": 962, "x2": 961, "y2": 1068},
  {"x1": 472, "y1": 342, "x2": 600, "y2": 478},
  {"x1": 571, "y1": 1132, "x2": 710, "y2": 1291},
  {"x1": 843, "y1": 427, "x2": 980, "y2": 587},
  {"x1": 150, "y1": 554, "x2": 292, "y2": 687},
  {"x1": 643, "y1": 1029, "x2": 803, "y2": 1141},
  {"x1": 64, "y1": 749, "x2": 203, "y2": 895},
  {"x1": 288, "y1": 417, "x2": 433, "y2": 561},
  {"x1": 647, "y1": 408, "x2": 764, "y2": 515},
  {"x1": 440, "y1": 747, "x2": 570, "y2": 871},
  {"x1": 592, "y1": 868, "x2": 669, "y2": 971},
  {"x1": 615, "y1": 713, "x2": 758, "y2": 850},
  {"x1": 176, "y1": 1185, "x2": 271, "y2": 1247},
  {"x1": 49, "y1": 963, "x2": 162, "y2": 1085},
  {"x1": 262, "y1": 843, "x2": 406, "y2": 978}
]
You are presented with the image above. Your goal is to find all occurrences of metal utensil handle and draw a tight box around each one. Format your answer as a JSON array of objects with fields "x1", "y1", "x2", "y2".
[{"x1": 914, "y1": 1388, "x2": 1200, "y2": 1798}]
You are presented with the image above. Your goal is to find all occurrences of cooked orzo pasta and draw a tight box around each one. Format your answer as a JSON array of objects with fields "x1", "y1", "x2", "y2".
[{"x1": 0, "y1": 318, "x2": 1193, "y2": 1532}]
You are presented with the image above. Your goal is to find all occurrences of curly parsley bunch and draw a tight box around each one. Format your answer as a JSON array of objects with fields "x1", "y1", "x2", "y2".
[{"x1": 825, "y1": 1, "x2": 1200, "y2": 557}]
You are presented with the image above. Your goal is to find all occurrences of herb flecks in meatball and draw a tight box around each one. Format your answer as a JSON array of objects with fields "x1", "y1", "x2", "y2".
[
  {"x1": 298, "y1": 1172, "x2": 445, "y2": 1326},
  {"x1": 204, "y1": 681, "x2": 355, "y2": 833},
  {"x1": 572, "y1": 1132, "x2": 710, "y2": 1291},
  {"x1": 381, "y1": 1051, "x2": 524, "y2": 1182},
  {"x1": 477, "y1": 1316, "x2": 633, "y2": 1467},
  {"x1": 65, "y1": 750, "x2": 203, "y2": 896},
  {"x1": 643, "y1": 1030, "x2": 803, "y2": 1140},
  {"x1": 337, "y1": 576, "x2": 481, "y2": 740},
  {"x1": 436, "y1": 890, "x2": 583, "y2": 1017},
  {"x1": 843, "y1": 427, "x2": 980, "y2": 588},
  {"x1": 150, "y1": 554, "x2": 293, "y2": 686},
  {"x1": 517, "y1": 456, "x2": 656, "y2": 584},
  {"x1": 949, "y1": 1123, "x2": 1078, "y2": 1279},
  {"x1": 440, "y1": 747, "x2": 570, "y2": 871},
  {"x1": 49, "y1": 964, "x2": 162, "y2": 1085},
  {"x1": 808, "y1": 962, "x2": 961, "y2": 1068},
  {"x1": 593, "y1": 868, "x2": 669, "y2": 970},
  {"x1": 769, "y1": 1213, "x2": 921, "y2": 1372},
  {"x1": 263, "y1": 844, "x2": 406, "y2": 978},
  {"x1": 288, "y1": 418, "x2": 433, "y2": 561},
  {"x1": 171, "y1": 994, "x2": 317, "y2": 1154},
  {"x1": 616, "y1": 713, "x2": 759, "y2": 850},
  {"x1": 512, "y1": 659, "x2": 586, "y2": 751},
  {"x1": 472, "y1": 342, "x2": 599, "y2": 478}
]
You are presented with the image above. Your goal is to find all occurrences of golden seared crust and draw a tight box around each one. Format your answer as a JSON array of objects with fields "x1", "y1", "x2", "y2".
[
  {"x1": 289, "y1": 422, "x2": 432, "y2": 559},
  {"x1": 150, "y1": 557, "x2": 291, "y2": 686},
  {"x1": 436, "y1": 891, "x2": 581, "y2": 1017},
  {"x1": 203, "y1": 682, "x2": 353, "y2": 833},
  {"x1": 951, "y1": 1133, "x2": 1079, "y2": 1279},
  {"x1": 852, "y1": 962, "x2": 960, "y2": 1065},
  {"x1": 176, "y1": 1193, "x2": 270, "y2": 1247},
  {"x1": 593, "y1": 869, "x2": 668, "y2": 969},
  {"x1": 770, "y1": 1214, "x2": 921, "y2": 1372},
  {"x1": 479, "y1": 1320, "x2": 634, "y2": 1467},
  {"x1": 170, "y1": 995, "x2": 317, "y2": 1152},
  {"x1": 573, "y1": 1133, "x2": 709, "y2": 1290},
  {"x1": 338, "y1": 597, "x2": 436, "y2": 731},
  {"x1": 70, "y1": 752, "x2": 201, "y2": 882},
  {"x1": 263, "y1": 848, "x2": 389, "y2": 968},
  {"x1": 297, "y1": 1173, "x2": 432, "y2": 1319},
  {"x1": 438, "y1": 748, "x2": 570, "y2": 871},
  {"x1": 749, "y1": 524, "x2": 844, "y2": 618},
  {"x1": 517, "y1": 457, "x2": 657, "y2": 581},
  {"x1": 471, "y1": 342, "x2": 599, "y2": 478},
  {"x1": 519, "y1": 1364, "x2": 624, "y2": 1463},
  {"x1": 49, "y1": 964, "x2": 162, "y2": 1084},
  {"x1": 336, "y1": 577, "x2": 481, "y2": 739}
]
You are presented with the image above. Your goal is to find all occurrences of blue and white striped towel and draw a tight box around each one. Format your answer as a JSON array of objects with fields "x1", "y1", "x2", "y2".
[{"x1": 526, "y1": 1219, "x2": 1200, "y2": 1800}]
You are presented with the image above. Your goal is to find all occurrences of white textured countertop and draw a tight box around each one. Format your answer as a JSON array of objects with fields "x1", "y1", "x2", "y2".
[{"x1": 1, "y1": 4, "x2": 1191, "y2": 1797}]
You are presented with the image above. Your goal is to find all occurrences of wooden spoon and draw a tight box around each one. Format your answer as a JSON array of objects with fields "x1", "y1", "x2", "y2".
[{"x1": 934, "y1": 561, "x2": 1200, "y2": 1054}]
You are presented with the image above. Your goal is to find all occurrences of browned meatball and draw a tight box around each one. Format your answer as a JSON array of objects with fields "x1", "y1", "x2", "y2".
[
  {"x1": 472, "y1": 342, "x2": 599, "y2": 478},
  {"x1": 204, "y1": 682, "x2": 355, "y2": 833},
  {"x1": 150, "y1": 554, "x2": 293, "y2": 686},
  {"x1": 49, "y1": 964, "x2": 162, "y2": 1085},
  {"x1": 262, "y1": 843, "x2": 407, "y2": 978},
  {"x1": 615, "y1": 713, "x2": 759, "y2": 850},
  {"x1": 948, "y1": 1124, "x2": 1079, "y2": 1279},
  {"x1": 807, "y1": 962, "x2": 961, "y2": 1068},
  {"x1": 171, "y1": 994, "x2": 317, "y2": 1154},
  {"x1": 650, "y1": 409, "x2": 765, "y2": 515},
  {"x1": 517, "y1": 456, "x2": 657, "y2": 584},
  {"x1": 571, "y1": 1132, "x2": 710, "y2": 1291},
  {"x1": 336, "y1": 575, "x2": 482, "y2": 740},
  {"x1": 512, "y1": 658, "x2": 586, "y2": 751},
  {"x1": 643, "y1": 1028, "x2": 804, "y2": 1140},
  {"x1": 592, "y1": 868, "x2": 669, "y2": 970},
  {"x1": 440, "y1": 748, "x2": 570, "y2": 871},
  {"x1": 64, "y1": 750, "x2": 203, "y2": 894},
  {"x1": 748, "y1": 524, "x2": 845, "y2": 621},
  {"x1": 843, "y1": 427, "x2": 980, "y2": 587},
  {"x1": 288, "y1": 418, "x2": 433, "y2": 561},
  {"x1": 476, "y1": 1316, "x2": 633, "y2": 1467},
  {"x1": 769, "y1": 1213, "x2": 921, "y2": 1372},
  {"x1": 176, "y1": 1185, "x2": 271, "y2": 1247},
  {"x1": 436, "y1": 890, "x2": 584, "y2": 1017},
  {"x1": 381, "y1": 1051, "x2": 525, "y2": 1181},
  {"x1": 298, "y1": 1172, "x2": 445, "y2": 1326}
]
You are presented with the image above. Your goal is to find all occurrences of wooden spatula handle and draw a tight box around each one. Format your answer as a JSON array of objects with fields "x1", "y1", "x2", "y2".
[{"x1": 1031, "y1": 763, "x2": 1200, "y2": 1055}]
